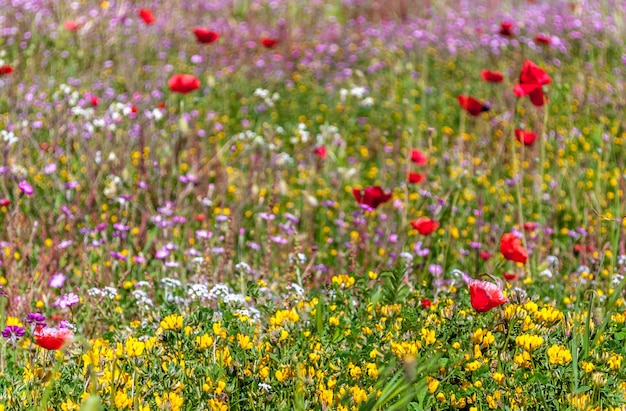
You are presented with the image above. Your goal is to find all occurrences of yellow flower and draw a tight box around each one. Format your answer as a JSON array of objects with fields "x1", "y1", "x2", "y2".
[
  {"x1": 427, "y1": 377, "x2": 440, "y2": 393},
  {"x1": 212, "y1": 322, "x2": 227, "y2": 338},
  {"x1": 580, "y1": 361, "x2": 595, "y2": 373},
  {"x1": 5, "y1": 316, "x2": 23, "y2": 327},
  {"x1": 492, "y1": 372, "x2": 505, "y2": 385},
  {"x1": 515, "y1": 334, "x2": 544, "y2": 352},
  {"x1": 514, "y1": 351, "x2": 532, "y2": 368},
  {"x1": 155, "y1": 393, "x2": 183, "y2": 411},
  {"x1": 465, "y1": 360, "x2": 481, "y2": 372},
  {"x1": 160, "y1": 314, "x2": 183, "y2": 331},
  {"x1": 318, "y1": 386, "x2": 334, "y2": 406},
  {"x1": 195, "y1": 334, "x2": 214, "y2": 350},
  {"x1": 275, "y1": 369, "x2": 286, "y2": 382},
  {"x1": 237, "y1": 333, "x2": 253, "y2": 350},
  {"x1": 208, "y1": 398, "x2": 228, "y2": 411},
  {"x1": 608, "y1": 354, "x2": 622, "y2": 371},
  {"x1": 114, "y1": 391, "x2": 132, "y2": 409},
  {"x1": 421, "y1": 328, "x2": 436, "y2": 345},
  {"x1": 547, "y1": 344, "x2": 572, "y2": 365},
  {"x1": 349, "y1": 386, "x2": 368, "y2": 403},
  {"x1": 259, "y1": 366, "x2": 270, "y2": 378},
  {"x1": 61, "y1": 399, "x2": 80, "y2": 411},
  {"x1": 329, "y1": 316, "x2": 340, "y2": 326},
  {"x1": 125, "y1": 337, "x2": 145, "y2": 358}
]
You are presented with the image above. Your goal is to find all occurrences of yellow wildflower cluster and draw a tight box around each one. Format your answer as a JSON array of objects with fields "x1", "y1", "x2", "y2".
[
  {"x1": 331, "y1": 274, "x2": 356, "y2": 288},
  {"x1": 547, "y1": 344, "x2": 572, "y2": 365},
  {"x1": 515, "y1": 334, "x2": 544, "y2": 352}
]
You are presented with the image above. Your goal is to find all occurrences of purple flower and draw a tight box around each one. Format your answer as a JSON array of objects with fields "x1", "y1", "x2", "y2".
[
  {"x1": 133, "y1": 255, "x2": 147, "y2": 264},
  {"x1": 18, "y1": 180, "x2": 33, "y2": 196},
  {"x1": 110, "y1": 251, "x2": 127, "y2": 261},
  {"x1": 428, "y1": 264, "x2": 444, "y2": 276},
  {"x1": 49, "y1": 273, "x2": 66, "y2": 288},
  {"x1": 54, "y1": 293, "x2": 80, "y2": 310},
  {"x1": 26, "y1": 313, "x2": 46, "y2": 325},
  {"x1": 2, "y1": 325, "x2": 25, "y2": 344}
]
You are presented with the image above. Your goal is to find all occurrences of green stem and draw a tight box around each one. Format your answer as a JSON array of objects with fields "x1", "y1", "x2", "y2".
[{"x1": 38, "y1": 349, "x2": 65, "y2": 411}]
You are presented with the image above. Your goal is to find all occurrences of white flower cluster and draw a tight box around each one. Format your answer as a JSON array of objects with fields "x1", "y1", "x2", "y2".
[
  {"x1": 253, "y1": 88, "x2": 280, "y2": 107},
  {"x1": 339, "y1": 86, "x2": 374, "y2": 106},
  {"x1": 87, "y1": 286, "x2": 118, "y2": 299}
]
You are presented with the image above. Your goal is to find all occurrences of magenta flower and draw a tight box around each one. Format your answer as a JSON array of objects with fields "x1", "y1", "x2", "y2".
[{"x1": 18, "y1": 180, "x2": 33, "y2": 196}]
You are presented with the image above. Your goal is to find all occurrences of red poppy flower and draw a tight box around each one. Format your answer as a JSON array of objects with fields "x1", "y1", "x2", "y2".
[
  {"x1": 465, "y1": 277, "x2": 509, "y2": 312},
  {"x1": 515, "y1": 129, "x2": 538, "y2": 145},
  {"x1": 500, "y1": 233, "x2": 528, "y2": 264},
  {"x1": 481, "y1": 70, "x2": 504, "y2": 83},
  {"x1": 513, "y1": 60, "x2": 551, "y2": 107},
  {"x1": 192, "y1": 28, "x2": 219, "y2": 44},
  {"x1": 410, "y1": 217, "x2": 440, "y2": 235},
  {"x1": 499, "y1": 21, "x2": 514, "y2": 37},
  {"x1": 410, "y1": 149, "x2": 427, "y2": 165},
  {"x1": 64, "y1": 20, "x2": 79, "y2": 31},
  {"x1": 195, "y1": 213, "x2": 206, "y2": 222},
  {"x1": 139, "y1": 8, "x2": 156, "y2": 25},
  {"x1": 458, "y1": 95, "x2": 490, "y2": 116},
  {"x1": 90, "y1": 95, "x2": 99, "y2": 107},
  {"x1": 503, "y1": 272, "x2": 518, "y2": 281},
  {"x1": 314, "y1": 146, "x2": 327, "y2": 159},
  {"x1": 535, "y1": 34, "x2": 551, "y2": 45},
  {"x1": 479, "y1": 251, "x2": 493, "y2": 261},
  {"x1": 407, "y1": 172, "x2": 425, "y2": 184},
  {"x1": 523, "y1": 221, "x2": 538, "y2": 231},
  {"x1": 168, "y1": 74, "x2": 201, "y2": 94},
  {"x1": 0, "y1": 199, "x2": 10, "y2": 207},
  {"x1": 0, "y1": 65, "x2": 12, "y2": 76},
  {"x1": 421, "y1": 299, "x2": 432, "y2": 309},
  {"x1": 352, "y1": 186, "x2": 392, "y2": 210},
  {"x1": 260, "y1": 37, "x2": 278, "y2": 48},
  {"x1": 34, "y1": 325, "x2": 74, "y2": 350}
]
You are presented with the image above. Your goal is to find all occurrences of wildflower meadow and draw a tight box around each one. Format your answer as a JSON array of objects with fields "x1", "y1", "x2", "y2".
[{"x1": 1, "y1": 0, "x2": 626, "y2": 409}]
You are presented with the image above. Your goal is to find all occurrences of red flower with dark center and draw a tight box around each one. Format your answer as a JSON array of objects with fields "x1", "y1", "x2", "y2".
[
  {"x1": 515, "y1": 129, "x2": 538, "y2": 145},
  {"x1": 34, "y1": 325, "x2": 74, "y2": 350},
  {"x1": 193, "y1": 28, "x2": 219, "y2": 44},
  {"x1": 523, "y1": 222, "x2": 538, "y2": 231},
  {"x1": 260, "y1": 37, "x2": 278, "y2": 48},
  {"x1": 64, "y1": 20, "x2": 79, "y2": 31},
  {"x1": 465, "y1": 276, "x2": 509, "y2": 312},
  {"x1": 503, "y1": 272, "x2": 518, "y2": 281},
  {"x1": 421, "y1": 299, "x2": 432, "y2": 309},
  {"x1": 352, "y1": 186, "x2": 392, "y2": 209},
  {"x1": 410, "y1": 217, "x2": 440, "y2": 235},
  {"x1": 500, "y1": 233, "x2": 528, "y2": 264},
  {"x1": 535, "y1": 33, "x2": 551, "y2": 45},
  {"x1": 407, "y1": 172, "x2": 425, "y2": 184},
  {"x1": 168, "y1": 74, "x2": 201, "y2": 94},
  {"x1": 481, "y1": 70, "x2": 504, "y2": 83},
  {"x1": 90, "y1": 95, "x2": 99, "y2": 107},
  {"x1": 410, "y1": 149, "x2": 427, "y2": 165},
  {"x1": 479, "y1": 251, "x2": 493, "y2": 261},
  {"x1": 499, "y1": 21, "x2": 514, "y2": 37},
  {"x1": 458, "y1": 95, "x2": 490, "y2": 116},
  {"x1": 314, "y1": 146, "x2": 327, "y2": 159},
  {"x1": 514, "y1": 60, "x2": 551, "y2": 107},
  {"x1": 0, "y1": 199, "x2": 10, "y2": 207},
  {"x1": 139, "y1": 8, "x2": 156, "y2": 25},
  {"x1": 0, "y1": 65, "x2": 13, "y2": 76}
]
